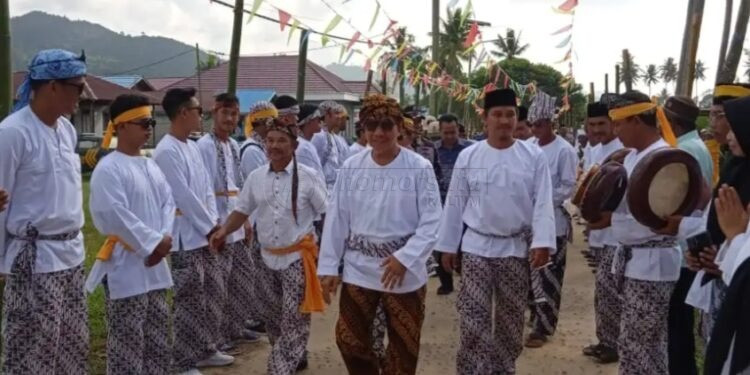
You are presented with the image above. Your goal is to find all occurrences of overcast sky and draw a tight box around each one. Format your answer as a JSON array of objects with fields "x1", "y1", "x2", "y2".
[{"x1": 10, "y1": 0, "x2": 746, "y2": 97}]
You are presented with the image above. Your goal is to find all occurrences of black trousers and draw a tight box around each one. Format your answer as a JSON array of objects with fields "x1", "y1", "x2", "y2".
[
  {"x1": 667, "y1": 267, "x2": 698, "y2": 375},
  {"x1": 434, "y1": 252, "x2": 454, "y2": 289}
]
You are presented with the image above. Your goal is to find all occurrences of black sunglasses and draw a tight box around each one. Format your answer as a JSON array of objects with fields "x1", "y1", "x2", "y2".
[
  {"x1": 364, "y1": 121, "x2": 396, "y2": 132},
  {"x1": 127, "y1": 118, "x2": 157, "y2": 129},
  {"x1": 58, "y1": 80, "x2": 85, "y2": 95}
]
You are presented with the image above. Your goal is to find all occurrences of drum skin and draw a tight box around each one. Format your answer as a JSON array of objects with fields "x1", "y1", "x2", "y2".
[{"x1": 626, "y1": 148, "x2": 704, "y2": 230}]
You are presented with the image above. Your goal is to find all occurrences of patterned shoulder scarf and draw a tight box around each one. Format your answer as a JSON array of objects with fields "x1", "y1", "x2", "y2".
[{"x1": 210, "y1": 133, "x2": 243, "y2": 194}]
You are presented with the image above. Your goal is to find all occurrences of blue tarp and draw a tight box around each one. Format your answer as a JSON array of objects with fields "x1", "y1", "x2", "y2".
[{"x1": 237, "y1": 89, "x2": 276, "y2": 113}]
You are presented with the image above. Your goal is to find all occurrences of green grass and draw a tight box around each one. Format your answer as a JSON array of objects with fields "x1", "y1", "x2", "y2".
[{"x1": 81, "y1": 176, "x2": 108, "y2": 374}]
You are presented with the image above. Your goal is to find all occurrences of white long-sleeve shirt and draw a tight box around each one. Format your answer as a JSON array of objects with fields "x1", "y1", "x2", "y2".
[
  {"x1": 240, "y1": 136, "x2": 266, "y2": 177},
  {"x1": 611, "y1": 139, "x2": 682, "y2": 282},
  {"x1": 86, "y1": 152, "x2": 175, "y2": 299},
  {"x1": 296, "y1": 137, "x2": 325, "y2": 181},
  {"x1": 318, "y1": 148, "x2": 442, "y2": 293},
  {"x1": 435, "y1": 140, "x2": 557, "y2": 258},
  {"x1": 0, "y1": 106, "x2": 85, "y2": 274},
  {"x1": 153, "y1": 134, "x2": 218, "y2": 252},
  {"x1": 587, "y1": 138, "x2": 626, "y2": 248},
  {"x1": 311, "y1": 129, "x2": 350, "y2": 188},
  {"x1": 534, "y1": 136, "x2": 578, "y2": 238},
  {"x1": 197, "y1": 134, "x2": 245, "y2": 244},
  {"x1": 235, "y1": 161, "x2": 327, "y2": 270},
  {"x1": 348, "y1": 142, "x2": 367, "y2": 158}
]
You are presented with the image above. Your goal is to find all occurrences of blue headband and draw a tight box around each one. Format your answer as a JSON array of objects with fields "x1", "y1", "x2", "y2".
[{"x1": 13, "y1": 49, "x2": 87, "y2": 113}]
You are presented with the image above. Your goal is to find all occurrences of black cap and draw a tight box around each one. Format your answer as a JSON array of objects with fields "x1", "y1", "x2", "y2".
[
  {"x1": 664, "y1": 96, "x2": 699, "y2": 124},
  {"x1": 272, "y1": 95, "x2": 298, "y2": 110},
  {"x1": 484, "y1": 89, "x2": 517, "y2": 111},
  {"x1": 587, "y1": 102, "x2": 609, "y2": 118}
]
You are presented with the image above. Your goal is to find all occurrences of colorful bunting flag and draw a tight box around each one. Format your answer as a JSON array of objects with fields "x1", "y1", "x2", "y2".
[
  {"x1": 556, "y1": 48, "x2": 572, "y2": 63},
  {"x1": 347, "y1": 31, "x2": 361, "y2": 50},
  {"x1": 551, "y1": 24, "x2": 573, "y2": 35},
  {"x1": 246, "y1": 0, "x2": 264, "y2": 24},
  {"x1": 287, "y1": 19, "x2": 299, "y2": 45},
  {"x1": 557, "y1": 0, "x2": 578, "y2": 12},
  {"x1": 463, "y1": 21, "x2": 479, "y2": 48},
  {"x1": 278, "y1": 9, "x2": 291, "y2": 31},
  {"x1": 555, "y1": 34, "x2": 572, "y2": 48},
  {"x1": 552, "y1": 7, "x2": 575, "y2": 15},
  {"x1": 321, "y1": 15, "x2": 342, "y2": 46},
  {"x1": 369, "y1": 2, "x2": 380, "y2": 31}
]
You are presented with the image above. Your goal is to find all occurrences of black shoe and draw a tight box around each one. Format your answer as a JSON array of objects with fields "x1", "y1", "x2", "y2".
[
  {"x1": 244, "y1": 319, "x2": 267, "y2": 335},
  {"x1": 594, "y1": 346, "x2": 619, "y2": 364},
  {"x1": 437, "y1": 285, "x2": 454, "y2": 295},
  {"x1": 296, "y1": 354, "x2": 308, "y2": 372},
  {"x1": 582, "y1": 343, "x2": 601, "y2": 356}
]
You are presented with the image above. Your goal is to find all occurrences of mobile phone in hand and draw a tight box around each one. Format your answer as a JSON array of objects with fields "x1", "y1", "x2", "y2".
[{"x1": 686, "y1": 232, "x2": 713, "y2": 258}]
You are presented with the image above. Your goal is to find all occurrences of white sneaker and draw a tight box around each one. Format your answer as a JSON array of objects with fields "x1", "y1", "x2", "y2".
[
  {"x1": 177, "y1": 369, "x2": 203, "y2": 375},
  {"x1": 195, "y1": 351, "x2": 235, "y2": 368}
]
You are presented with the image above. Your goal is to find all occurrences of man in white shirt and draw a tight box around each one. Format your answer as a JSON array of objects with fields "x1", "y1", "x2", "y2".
[
  {"x1": 274, "y1": 97, "x2": 325, "y2": 180},
  {"x1": 580, "y1": 101, "x2": 626, "y2": 363},
  {"x1": 240, "y1": 101, "x2": 277, "y2": 177},
  {"x1": 197, "y1": 93, "x2": 260, "y2": 349},
  {"x1": 590, "y1": 91, "x2": 682, "y2": 374},
  {"x1": 86, "y1": 94, "x2": 175, "y2": 374},
  {"x1": 318, "y1": 94, "x2": 442, "y2": 375},
  {"x1": 210, "y1": 120, "x2": 327, "y2": 374},
  {"x1": 153, "y1": 87, "x2": 231, "y2": 374},
  {"x1": 527, "y1": 101, "x2": 578, "y2": 348},
  {"x1": 311, "y1": 101, "x2": 350, "y2": 192},
  {"x1": 437, "y1": 88, "x2": 556, "y2": 374},
  {"x1": 348, "y1": 122, "x2": 369, "y2": 156},
  {"x1": 0, "y1": 49, "x2": 89, "y2": 374}
]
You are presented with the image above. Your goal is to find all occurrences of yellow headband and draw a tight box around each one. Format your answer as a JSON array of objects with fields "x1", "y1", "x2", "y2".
[
  {"x1": 102, "y1": 106, "x2": 153, "y2": 150},
  {"x1": 714, "y1": 85, "x2": 750, "y2": 98},
  {"x1": 244, "y1": 108, "x2": 278, "y2": 137},
  {"x1": 608, "y1": 101, "x2": 677, "y2": 147}
]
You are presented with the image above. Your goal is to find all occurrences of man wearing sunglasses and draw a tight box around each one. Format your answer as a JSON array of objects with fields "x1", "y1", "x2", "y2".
[
  {"x1": 85, "y1": 94, "x2": 175, "y2": 374},
  {"x1": 0, "y1": 49, "x2": 89, "y2": 374},
  {"x1": 154, "y1": 87, "x2": 231, "y2": 374}
]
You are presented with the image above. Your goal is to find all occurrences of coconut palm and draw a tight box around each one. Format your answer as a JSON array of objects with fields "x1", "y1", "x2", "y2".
[
  {"x1": 659, "y1": 57, "x2": 678, "y2": 93},
  {"x1": 644, "y1": 64, "x2": 660, "y2": 96},
  {"x1": 491, "y1": 28, "x2": 530, "y2": 60},
  {"x1": 619, "y1": 49, "x2": 641, "y2": 92},
  {"x1": 694, "y1": 60, "x2": 707, "y2": 99},
  {"x1": 437, "y1": 8, "x2": 471, "y2": 77}
]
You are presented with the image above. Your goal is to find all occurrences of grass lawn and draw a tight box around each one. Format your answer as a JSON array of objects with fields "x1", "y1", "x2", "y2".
[{"x1": 81, "y1": 175, "x2": 108, "y2": 374}]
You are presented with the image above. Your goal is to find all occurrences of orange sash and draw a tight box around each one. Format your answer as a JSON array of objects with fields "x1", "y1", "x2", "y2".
[{"x1": 265, "y1": 234, "x2": 325, "y2": 313}]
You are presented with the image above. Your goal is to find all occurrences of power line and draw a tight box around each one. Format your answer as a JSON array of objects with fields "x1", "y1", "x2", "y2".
[{"x1": 109, "y1": 49, "x2": 195, "y2": 75}]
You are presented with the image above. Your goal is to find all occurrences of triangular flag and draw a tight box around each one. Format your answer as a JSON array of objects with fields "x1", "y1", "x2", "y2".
[
  {"x1": 321, "y1": 15, "x2": 342, "y2": 46},
  {"x1": 287, "y1": 19, "x2": 300, "y2": 45},
  {"x1": 551, "y1": 7, "x2": 575, "y2": 15},
  {"x1": 347, "y1": 31, "x2": 361, "y2": 50},
  {"x1": 556, "y1": 48, "x2": 572, "y2": 63},
  {"x1": 368, "y1": 40, "x2": 374, "y2": 49},
  {"x1": 278, "y1": 9, "x2": 292, "y2": 31},
  {"x1": 551, "y1": 24, "x2": 573, "y2": 36},
  {"x1": 447, "y1": 0, "x2": 460, "y2": 9},
  {"x1": 369, "y1": 2, "x2": 381, "y2": 31},
  {"x1": 339, "y1": 45, "x2": 347, "y2": 63},
  {"x1": 384, "y1": 20, "x2": 398, "y2": 36},
  {"x1": 246, "y1": 0, "x2": 264, "y2": 24},
  {"x1": 558, "y1": 0, "x2": 578, "y2": 12}
]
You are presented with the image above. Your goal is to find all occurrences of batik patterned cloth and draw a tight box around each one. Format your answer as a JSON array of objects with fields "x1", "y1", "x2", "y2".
[
  {"x1": 618, "y1": 278, "x2": 675, "y2": 375},
  {"x1": 336, "y1": 283, "x2": 426, "y2": 375},
  {"x1": 106, "y1": 289, "x2": 170, "y2": 375},
  {"x1": 594, "y1": 245, "x2": 621, "y2": 349},
  {"x1": 202, "y1": 246, "x2": 226, "y2": 347},
  {"x1": 371, "y1": 302, "x2": 387, "y2": 363},
  {"x1": 456, "y1": 254, "x2": 529, "y2": 375},
  {"x1": 171, "y1": 247, "x2": 215, "y2": 372},
  {"x1": 256, "y1": 259, "x2": 310, "y2": 375},
  {"x1": 2, "y1": 264, "x2": 88, "y2": 375},
  {"x1": 221, "y1": 241, "x2": 255, "y2": 342},
  {"x1": 530, "y1": 236, "x2": 568, "y2": 336}
]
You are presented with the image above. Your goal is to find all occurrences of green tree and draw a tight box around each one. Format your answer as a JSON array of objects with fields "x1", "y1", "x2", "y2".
[
  {"x1": 199, "y1": 53, "x2": 220, "y2": 72},
  {"x1": 659, "y1": 57, "x2": 678, "y2": 93},
  {"x1": 436, "y1": 8, "x2": 472, "y2": 113},
  {"x1": 644, "y1": 64, "x2": 660, "y2": 96},
  {"x1": 619, "y1": 49, "x2": 640, "y2": 92},
  {"x1": 694, "y1": 59, "x2": 707, "y2": 100},
  {"x1": 491, "y1": 29, "x2": 529, "y2": 60}
]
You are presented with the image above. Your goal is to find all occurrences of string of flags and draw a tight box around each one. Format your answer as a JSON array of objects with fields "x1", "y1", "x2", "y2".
[{"x1": 552, "y1": 0, "x2": 579, "y2": 113}]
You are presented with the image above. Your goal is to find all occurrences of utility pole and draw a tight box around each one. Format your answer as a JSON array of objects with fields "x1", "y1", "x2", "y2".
[
  {"x1": 415, "y1": 82, "x2": 421, "y2": 107},
  {"x1": 589, "y1": 82, "x2": 595, "y2": 102},
  {"x1": 430, "y1": 0, "x2": 439, "y2": 115},
  {"x1": 297, "y1": 29, "x2": 309, "y2": 102},
  {"x1": 605, "y1": 73, "x2": 609, "y2": 94},
  {"x1": 0, "y1": 0, "x2": 11, "y2": 119},
  {"x1": 716, "y1": 0, "x2": 733, "y2": 84},
  {"x1": 227, "y1": 0, "x2": 244, "y2": 94},
  {"x1": 676, "y1": 0, "x2": 705, "y2": 97},
  {"x1": 381, "y1": 68, "x2": 387, "y2": 94},
  {"x1": 195, "y1": 43, "x2": 204, "y2": 132},
  {"x1": 718, "y1": 0, "x2": 750, "y2": 83}
]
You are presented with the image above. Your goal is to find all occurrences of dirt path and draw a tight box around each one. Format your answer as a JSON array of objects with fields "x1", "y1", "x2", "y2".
[{"x1": 207, "y1": 226, "x2": 619, "y2": 374}]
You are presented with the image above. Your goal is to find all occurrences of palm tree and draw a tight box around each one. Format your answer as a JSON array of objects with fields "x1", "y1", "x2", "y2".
[
  {"x1": 437, "y1": 8, "x2": 471, "y2": 77},
  {"x1": 659, "y1": 57, "x2": 678, "y2": 93},
  {"x1": 694, "y1": 60, "x2": 707, "y2": 99},
  {"x1": 619, "y1": 49, "x2": 641, "y2": 92},
  {"x1": 491, "y1": 28, "x2": 530, "y2": 60},
  {"x1": 658, "y1": 88, "x2": 670, "y2": 105},
  {"x1": 386, "y1": 27, "x2": 415, "y2": 104},
  {"x1": 644, "y1": 64, "x2": 660, "y2": 96}
]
